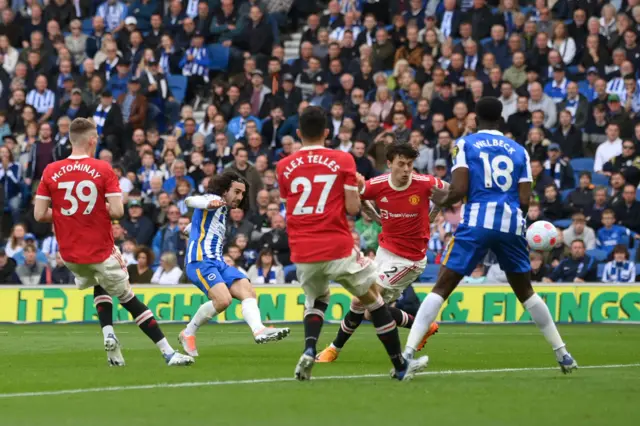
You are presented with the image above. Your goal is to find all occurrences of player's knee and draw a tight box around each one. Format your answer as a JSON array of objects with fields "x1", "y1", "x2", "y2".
[{"x1": 213, "y1": 294, "x2": 232, "y2": 311}]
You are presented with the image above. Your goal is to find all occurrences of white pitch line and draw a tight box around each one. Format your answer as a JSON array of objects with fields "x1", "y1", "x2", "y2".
[{"x1": 1, "y1": 363, "x2": 639, "y2": 400}]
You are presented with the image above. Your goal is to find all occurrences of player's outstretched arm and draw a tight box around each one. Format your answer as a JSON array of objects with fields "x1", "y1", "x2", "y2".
[
  {"x1": 33, "y1": 198, "x2": 53, "y2": 223},
  {"x1": 186, "y1": 195, "x2": 225, "y2": 210},
  {"x1": 440, "y1": 168, "x2": 468, "y2": 209},
  {"x1": 362, "y1": 200, "x2": 381, "y2": 224}
]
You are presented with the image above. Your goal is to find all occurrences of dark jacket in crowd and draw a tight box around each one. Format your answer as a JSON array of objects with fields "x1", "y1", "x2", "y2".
[{"x1": 549, "y1": 255, "x2": 598, "y2": 282}]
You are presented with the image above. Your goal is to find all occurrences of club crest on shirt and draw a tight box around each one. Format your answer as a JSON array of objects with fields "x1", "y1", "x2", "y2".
[{"x1": 409, "y1": 194, "x2": 420, "y2": 205}]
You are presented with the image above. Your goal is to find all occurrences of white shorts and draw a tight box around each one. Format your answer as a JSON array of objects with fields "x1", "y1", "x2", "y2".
[
  {"x1": 63, "y1": 246, "x2": 130, "y2": 297},
  {"x1": 296, "y1": 249, "x2": 378, "y2": 309},
  {"x1": 375, "y1": 247, "x2": 427, "y2": 304}
]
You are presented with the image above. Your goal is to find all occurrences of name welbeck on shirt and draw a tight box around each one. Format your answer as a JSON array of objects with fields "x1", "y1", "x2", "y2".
[
  {"x1": 282, "y1": 155, "x2": 340, "y2": 179},
  {"x1": 473, "y1": 139, "x2": 516, "y2": 155}
]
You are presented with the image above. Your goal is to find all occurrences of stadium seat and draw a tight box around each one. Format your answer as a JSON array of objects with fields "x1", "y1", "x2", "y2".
[
  {"x1": 630, "y1": 249, "x2": 636, "y2": 261},
  {"x1": 426, "y1": 250, "x2": 436, "y2": 264},
  {"x1": 561, "y1": 189, "x2": 573, "y2": 201},
  {"x1": 167, "y1": 74, "x2": 187, "y2": 104},
  {"x1": 553, "y1": 219, "x2": 572, "y2": 229},
  {"x1": 586, "y1": 249, "x2": 608, "y2": 262},
  {"x1": 591, "y1": 173, "x2": 610, "y2": 186},
  {"x1": 207, "y1": 44, "x2": 230, "y2": 71},
  {"x1": 82, "y1": 18, "x2": 92, "y2": 35},
  {"x1": 418, "y1": 264, "x2": 440, "y2": 282},
  {"x1": 636, "y1": 188, "x2": 640, "y2": 201},
  {"x1": 597, "y1": 263, "x2": 605, "y2": 279},
  {"x1": 283, "y1": 264, "x2": 296, "y2": 278},
  {"x1": 570, "y1": 158, "x2": 594, "y2": 172}
]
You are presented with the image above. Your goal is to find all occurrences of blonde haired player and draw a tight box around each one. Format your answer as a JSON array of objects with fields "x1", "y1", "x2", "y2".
[
  {"x1": 316, "y1": 143, "x2": 442, "y2": 363},
  {"x1": 34, "y1": 118, "x2": 193, "y2": 367}
]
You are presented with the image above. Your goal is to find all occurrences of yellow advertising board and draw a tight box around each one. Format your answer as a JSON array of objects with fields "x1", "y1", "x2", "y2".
[{"x1": 0, "y1": 284, "x2": 638, "y2": 323}]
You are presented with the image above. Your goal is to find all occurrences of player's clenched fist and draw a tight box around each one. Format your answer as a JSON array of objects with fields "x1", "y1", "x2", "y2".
[{"x1": 208, "y1": 199, "x2": 226, "y2": 209}]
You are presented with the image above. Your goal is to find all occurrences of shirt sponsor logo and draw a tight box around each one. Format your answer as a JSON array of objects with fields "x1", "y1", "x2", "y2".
[{"x1": 380, "y1": 209, "x2": 419, "y2": 219}]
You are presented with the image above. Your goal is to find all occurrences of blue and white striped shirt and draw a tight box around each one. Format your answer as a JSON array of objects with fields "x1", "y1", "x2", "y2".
[
  {"x1": 97, "y1": 2, "x2": 128, "y2": 33},
  {"x1": 186, "y1": 195, "x2": 227, "y2": 263},
  {"x1": 182, "y1": 47, "x2": 210, "y2": 82},
  {"x1": 26, "y1": 89, "x2": 55, "y2": 114},
  {"x1": 606, "y1": 77, "x2": 625, "y2": 97},
  {"x1": 452, "y1": 130, "x2": 532, "y2": 236},
  {"x1": 602, "y1": 260, "x2": 635, "y2": 283}
]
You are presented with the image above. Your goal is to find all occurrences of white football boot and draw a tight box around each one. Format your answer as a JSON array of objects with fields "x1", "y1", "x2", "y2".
[
  {"x1": 104, "y1": 334, "x2": 125, "y2": 367},
  {"x1": 254, "y1": 327, "x2": 291, "y2": 344}
]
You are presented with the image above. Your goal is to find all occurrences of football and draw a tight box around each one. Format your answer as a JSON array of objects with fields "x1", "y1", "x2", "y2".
[{"x1": 526, "y1": 221, "x2": 559, "y2": 252}]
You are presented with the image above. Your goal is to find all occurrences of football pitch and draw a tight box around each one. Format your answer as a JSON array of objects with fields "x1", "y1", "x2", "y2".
[{"x1": 1, "y1": 323, "x2": 638, "y2": 426}]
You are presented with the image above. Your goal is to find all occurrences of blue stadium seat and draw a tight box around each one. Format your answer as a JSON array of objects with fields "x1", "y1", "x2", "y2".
[
  {"x1": 418, "y1": 264, "x2": 440, "y2": 282},
  {"x1": 82, "y1": 18, "x2": 92, "y2": 35},
  {"x1": 207, "y1": 44, "x2": 230, "y2": 71},
  {"x1": 283, "y1": 264, "x2": 296, "y2": 277},
  {"x1": 636, "y1": 189, "x2": 640, "y2": 201},
  {"x1": 167, "y1": 74, "x2": 187, "y2": 104},
  {"x1": 587, "y1": 249, "x2": 608, "y2": 263},
  {"x1": 591, "y1": 173, "x2": 610, "y2": 186},
  {"x1": 561, "y1": 189, "x2": 573, "y2": 201},
  {"x1": 567, "y1": 65, "x2": 580, "y2": 75},
  {"x1": 630, "y1": 249, "x2": 636, "y2": 261},
  {"x1": 426, "y1": 250, "x2": 436, "y2": 264},
  {"x1": 286, "y1": 58, "x2": 295, "y2": 66},
  {"x1": 570, "y1": 158, "x2": 594, "y2": 172},
  {"x1": 597, "y1": 263, "x2": 605, "y2": 279},
  {"x1": 553, "y1": 219, "x2": 572, "y2": 229}
]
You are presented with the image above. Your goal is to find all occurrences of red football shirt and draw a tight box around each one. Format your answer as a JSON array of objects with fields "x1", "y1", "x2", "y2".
[
  {"x1": 362, "y1": 173, "x2": 442, "y2": 261},
  {"x1": 35, "y1": 155, "x2": 121, "y2": 264},
  {"x1": 277, "y1": 146, "x2": 358, "y2": 263}
]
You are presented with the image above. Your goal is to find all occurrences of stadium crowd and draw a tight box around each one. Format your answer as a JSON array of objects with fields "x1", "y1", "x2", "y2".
[{"x1": 1, "y1": 0, "x2": 640, "y2": 286}]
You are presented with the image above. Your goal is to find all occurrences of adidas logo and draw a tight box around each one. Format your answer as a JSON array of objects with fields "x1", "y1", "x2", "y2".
[{"x1": 380, "y1": 197, "x2": 388, "y2": 203}]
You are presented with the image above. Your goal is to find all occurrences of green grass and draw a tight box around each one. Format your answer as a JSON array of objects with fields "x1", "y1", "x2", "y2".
[{"x1": 1, "y1": 323, "x2": 639, "y2": 426}]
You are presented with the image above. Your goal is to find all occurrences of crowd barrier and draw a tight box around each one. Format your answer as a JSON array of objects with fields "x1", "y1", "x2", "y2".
[{"x1": 1, "y1": 284, "x2": 639, "y2": 324}]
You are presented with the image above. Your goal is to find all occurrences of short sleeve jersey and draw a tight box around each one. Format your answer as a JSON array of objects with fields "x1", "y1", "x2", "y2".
[
  {"x1": 277, "y1": 146, "x2": 358, "y2": 263},
  {"x1": 35, "y1": 155, "x2": 121, "y2": 264},
  {"x1": 362, "y1": 173, "x2": 440, "y2": 261}
]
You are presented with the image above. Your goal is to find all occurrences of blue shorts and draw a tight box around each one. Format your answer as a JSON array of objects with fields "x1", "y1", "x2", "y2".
[
  {"x1": 443, "y1": 224, "x2": 531, "y2": 276},
  {"x1": 186, "y1": 260, "x2": 247, "y2": 294}
]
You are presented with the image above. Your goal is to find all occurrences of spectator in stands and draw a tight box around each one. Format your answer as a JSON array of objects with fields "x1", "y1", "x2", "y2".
[
  {"x1": 530, "y1": 251, "x2": 551, "y2": 282},
  {"x1": 602, "y1": 140, "x2": 640, "y2": 186},
  {"x1": 0, "y1": 248, "x2": 17, "y2": 284},
  {"x1": 25, "y1": 122, "x2": 55, "y2": 188},
  {"x1": 226, "y1": 147, "x2": 263, "y2": 211},
  {"x1": 567, "y1": 172, "x2": 595, "y2": 214},
  {"x1": 526, "y1": 127, "x2": 549, "y2": 164},
  {"x1": 544, "y1": 143, "x2": 575, "y2": 189},
  {"x1": 247, "y1": 247, "x2": 284, "y2": 284},
  {"x1": 50, "y1": 253, "x2": 74, "y2": 284},
  {"x1": 508, "y1": 95, "x2": 532, "y2": 144},
  {"x1": 11, "y1": 245, "x2": 48, "y2": 285},
  {"x1": 607, "y1": 94, "x2": 633, "y2": 138},
  {"x1": 151, "y1": 252, "x2": 183, "y2": 285},
  {"x1": 583, "y1": 103, "x2": 608, "y2": 152},
  {"x1": 602, "y1": 244, "x2": 636, "y2": 283},
  {"x1": 542, "y1": 184, "x2": 569, "y2": 221},
  {"x1": 557, "y1": 82, "x2": 589, "y2": 131},
  {"x1": 151, "y1": 205, "x2": 181, "y2": 261},
  {"x1": 544, "y1": 240, "x2": 597, "y2": 282},
  {"x1": 372, "y1": 27, "x2": 394, "y2": 70},
  {"x1": 259, "y1": 214, "x2": 290, "y2": 265},
  {"x1": 595, "y1": 123, "x2": 623, "y2": 172},
  {"x1": 608, "y1": 171, "x2": 626, "y2": 207},
  {"x1": 563, "y1": 211, "x2": 597, "y2": 250},
  {"x1": 613, "y1": 184, "x2": 640, "y2": 233},
  {"x1": 0, "y1": 146, "x2": 23, "y2": 225},
  {"x1": 127, "y1": 245, "x2": 154, "y2": 284},
  {"x1": 597, "y1": 209, "x2": 638, "y2": 256},
  {"x1": 528, "y1": 82, "x2": 557, "y2": 129},
  {"x1": 163, "y1": 160, "x2": 195, "y2": 193},
  {"x1": 122, "y1": 199, "x2": 155, "y2": 246},
  {"x1": 531, "y1": 159, "x2": 555, "y2": 199}
]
